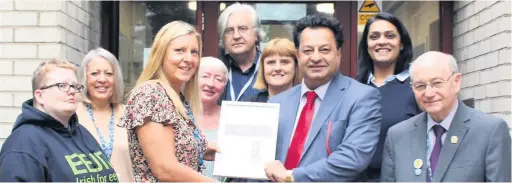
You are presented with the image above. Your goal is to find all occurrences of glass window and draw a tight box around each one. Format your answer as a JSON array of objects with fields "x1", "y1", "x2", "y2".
[
  {"x1": 119, "y1": 1, "x2": 197, "y2": 92},
  {"x1": 220, "y1": 2, "x2": 335, "y2": 49},
  {"x1": 357, "y1": 1, "x2": 440, "y2": 61}
]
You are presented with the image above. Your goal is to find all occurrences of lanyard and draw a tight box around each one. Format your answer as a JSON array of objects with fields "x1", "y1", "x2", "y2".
[
  {"x1": 86, "y1": 103, "x2": 115, "y2": 160},
  {"x1": 181, "y1": 94, "x2": 204, "y2": 170},
  {"x1": 227, "y1": 55, "x2": 260, "y2": 101},
  {"x1": 426, "y1": 126, "x2": 433, "y2": 181}
]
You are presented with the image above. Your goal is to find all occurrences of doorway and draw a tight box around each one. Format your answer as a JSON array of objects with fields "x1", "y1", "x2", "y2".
[{"x1": 199, "y1": 1, "x2": 358, "y2": 78}]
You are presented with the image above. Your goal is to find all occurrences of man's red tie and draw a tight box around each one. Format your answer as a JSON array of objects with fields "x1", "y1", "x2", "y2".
[{"x1": 284, "y1": 91, "x2": 317, "y2": 170}]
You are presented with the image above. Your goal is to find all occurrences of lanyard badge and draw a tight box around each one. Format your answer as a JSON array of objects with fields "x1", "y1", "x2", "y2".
[{"x1": 227, "y1": 54, "x2": 260, "y2": 101}]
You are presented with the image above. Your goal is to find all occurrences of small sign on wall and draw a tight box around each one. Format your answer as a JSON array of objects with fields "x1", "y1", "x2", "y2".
[{"x1": 357, "y1": 0, "x2": 382, "y2": 26}]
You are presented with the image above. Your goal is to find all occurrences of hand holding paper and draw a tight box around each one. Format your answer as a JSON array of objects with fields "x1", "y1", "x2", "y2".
[
  {"x1": 204, "y1": 142, "x2": 220, "y2": 161},
  {"x1": 213, "y1": 101, "x2": 280, "y2": 179},
  {"x1": 264, "y1": 160, "x2": 290, "y2": 182}
]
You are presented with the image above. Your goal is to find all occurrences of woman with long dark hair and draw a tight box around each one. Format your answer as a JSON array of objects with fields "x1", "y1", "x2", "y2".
[{"x1": 356, "y1": 12, "x2": 421, "y2": 181}]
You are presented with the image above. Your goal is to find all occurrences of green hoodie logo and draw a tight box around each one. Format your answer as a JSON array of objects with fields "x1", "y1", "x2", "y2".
[{"x1": 64, "y1": 151, "x2": 118, "y2": 182}]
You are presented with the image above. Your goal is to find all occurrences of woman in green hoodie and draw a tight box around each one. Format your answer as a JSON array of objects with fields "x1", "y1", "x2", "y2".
[{"x1": 0, "y1": 59, "x2": 118, "y2": 182}]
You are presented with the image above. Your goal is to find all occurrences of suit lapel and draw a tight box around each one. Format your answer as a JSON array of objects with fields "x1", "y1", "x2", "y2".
[
  {"x1": 277, "y1": 87, "x2": 301, "y2": 162},
  {"x1": 301, "y1": 73, "x2": 347, "y2": 159},
  {"x1": 433, "y1": 102, "x2": 470, "y2": 182},
  {"x1": 410, "y1": 113, "x2": 428, "y2": 182}
]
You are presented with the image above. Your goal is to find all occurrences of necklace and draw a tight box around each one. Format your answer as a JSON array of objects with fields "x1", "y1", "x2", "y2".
[{"x1": 86, "y1": 103, "x2": 115, "y2": 160}]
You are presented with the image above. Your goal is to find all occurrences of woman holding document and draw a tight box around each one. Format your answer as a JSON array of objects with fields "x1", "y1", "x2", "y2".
[
  {"x1": 197, "y1": 57, "x2": 228, "y2": 181},
  {"x1": 250, "y1": 38, "x2": 302, "y2": 102},
  {"x1": 118, "y1": 21, "x2": 219, "y2": 182}
]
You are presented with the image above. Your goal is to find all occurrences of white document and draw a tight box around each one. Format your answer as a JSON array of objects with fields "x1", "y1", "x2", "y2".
[{"x1": 213, "y1": 101, "x2": 280, "y2": 180}]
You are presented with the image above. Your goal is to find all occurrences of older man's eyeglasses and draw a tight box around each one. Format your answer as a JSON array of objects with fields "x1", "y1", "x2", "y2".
[
  {"x1": 411, "y1": 73, "x2": 456, "y2": 91},
  {"x1": 224, "y1": 26, "x2": 254, "y2": 36},
  {"x1": 40, "y1": 83, "x2": 84, "y2": 93}
]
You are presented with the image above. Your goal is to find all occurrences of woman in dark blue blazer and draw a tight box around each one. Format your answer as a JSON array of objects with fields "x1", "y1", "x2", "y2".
[{"x1": 356, "y1": 12, "x2": 422, "y2": 181}]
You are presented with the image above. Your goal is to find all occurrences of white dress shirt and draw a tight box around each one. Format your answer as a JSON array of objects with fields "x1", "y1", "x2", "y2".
[{"x1": 289, "y1": 79, "x2": 333, "y2": 146}]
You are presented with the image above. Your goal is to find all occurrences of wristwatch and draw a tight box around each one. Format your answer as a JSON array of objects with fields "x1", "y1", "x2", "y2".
[{"x1": 284, "y1": 170, "x2": 294, "y2": 182}]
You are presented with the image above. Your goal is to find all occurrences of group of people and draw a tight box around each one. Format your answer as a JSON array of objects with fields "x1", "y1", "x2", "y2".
[{"x1": 0, "y1": 2, "x2": 510, "y2": 182}]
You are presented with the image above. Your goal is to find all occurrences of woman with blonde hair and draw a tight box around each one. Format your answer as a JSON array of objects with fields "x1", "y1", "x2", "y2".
[
  {"x1": 250, "y1": 38, "x2": 302, "y2": 102},
  {"x1": 76, "y1": 47, "x2": 132, "y2": 182},
  {"x1": 118, "y1": 21, "x2": 218, "y2": 182}
]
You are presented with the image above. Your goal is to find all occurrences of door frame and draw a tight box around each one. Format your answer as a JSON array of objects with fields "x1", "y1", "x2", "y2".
[{"x1": 335, "y1": 1, "x2": 358, "y2": 78}]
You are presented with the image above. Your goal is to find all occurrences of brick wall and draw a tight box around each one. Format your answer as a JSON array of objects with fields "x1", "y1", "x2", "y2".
[
  {"x1": 0, "y1": 0, "x2": 102, "y2": 146},
  {"x1": 453, "y1": 0, "x2": 512, "y2": 127}
]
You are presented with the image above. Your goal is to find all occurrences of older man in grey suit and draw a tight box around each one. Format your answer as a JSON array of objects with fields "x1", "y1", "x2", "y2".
[{"x1": 381, "y1": 51, "x2": 511, "y2": 182}]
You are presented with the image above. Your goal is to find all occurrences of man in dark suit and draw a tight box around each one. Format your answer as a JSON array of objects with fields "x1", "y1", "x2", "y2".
[
  {"x1": 263, "y1": 15, "x2": 382, "y2": 182},
  {"x1": 381, "y1": 51, "x2": 511, "y2": 182}
]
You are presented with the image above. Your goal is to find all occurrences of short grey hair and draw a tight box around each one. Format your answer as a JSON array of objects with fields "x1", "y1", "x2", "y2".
[
  {"x1": 217, "y1": 3, "x2": 266, "y2": 48},
  {"x1": 410, "y1": 51, "x2": 459, "y2": 80},
  {"x1": 447, "y1": 54, "x2": 459, "y2": 73},
  {"x1": 78, "y1": 47, "x2": 124, "y2": 104},
  {"x1": 199, "y1": 57, "x2": 228, "y2": 81}
]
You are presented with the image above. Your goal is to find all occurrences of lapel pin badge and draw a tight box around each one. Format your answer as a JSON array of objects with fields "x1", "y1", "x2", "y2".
[
  {"x1": 414, "y1": 159, "x2": 423, "y2": 176},
  {"x1": 415, "y1": 168, "x2": 422, "y2": 176},
  {"x1": 414, "y1": 159, "x2": 423, "y2": 169},
  {"x1": 451, "y1": 136, "x2": 458, "y2": 144}
]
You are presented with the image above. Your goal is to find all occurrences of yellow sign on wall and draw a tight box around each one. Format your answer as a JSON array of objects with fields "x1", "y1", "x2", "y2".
[
  {"x1": 358, "y1": 14, "x2": 377, "y2": 26},
  {"x1": 358, "y1": 0, "x2": 381, "y2": 26},
  {"x1": 359, "y1": 0, "x2": 381, "y2": 13}
]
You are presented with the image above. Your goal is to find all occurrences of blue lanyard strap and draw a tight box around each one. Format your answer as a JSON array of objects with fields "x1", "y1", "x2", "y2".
[
  {"x1": 86, "y1": 103, "x2": 115, "y2": 160},
  {"x1": 181, "y1": 94, "x2": 204, "y2": 169},
  {"x1": 227, "y1": 51, "x2": 260, "y2": 101}
]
